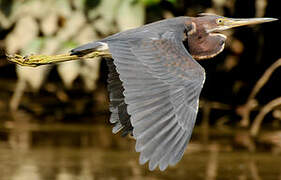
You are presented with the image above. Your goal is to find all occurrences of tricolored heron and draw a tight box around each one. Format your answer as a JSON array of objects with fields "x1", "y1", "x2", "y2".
[
  {"x1": 8, "y1": 13, "x2": 277, "y2": 171},
  {"x1": 70, "y1": 14, "x2": 277, "y2": 171}
]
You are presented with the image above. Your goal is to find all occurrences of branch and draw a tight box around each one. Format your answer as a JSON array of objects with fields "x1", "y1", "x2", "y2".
[
  {"x1": 238, "y1": 58, "x2": 281, "y2": 127},
  {"x1": 248, "y1": 58, "x2": 281, "y2": 100},
  {"x1": 250, "y1": 96, "x2": 281, "y2": 137}
]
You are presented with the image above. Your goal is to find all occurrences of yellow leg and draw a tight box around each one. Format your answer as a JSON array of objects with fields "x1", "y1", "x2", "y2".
[{"x1": 6, "y1": 51, "x2": 110, "y2": 67}]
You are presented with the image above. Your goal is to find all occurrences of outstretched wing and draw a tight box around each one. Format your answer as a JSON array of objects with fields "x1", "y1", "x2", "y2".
[
  {"x1": 106, "y1": 58, "x2": 133, "y2": 136},
  {"x1": 107, "y1": 31, "x2": 205, "y2": 171}
]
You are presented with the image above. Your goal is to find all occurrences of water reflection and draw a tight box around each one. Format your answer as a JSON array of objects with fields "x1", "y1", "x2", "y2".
[
  {"x1": 11, "y1": 158, "x2": 41, "y2": 180},
  {"x1": 1, "y1": 147, "x2": 281, "y2": 180},
  {"x1": 8, "y1": 111, "x2": 33, "y2": 151},
  {"x1": 0, "y1": 111, "x2": 281, "y2": 180}
]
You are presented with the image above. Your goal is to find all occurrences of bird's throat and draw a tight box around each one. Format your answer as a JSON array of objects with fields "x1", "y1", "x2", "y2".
[{"x1": 187, "y1": 32, "x2": 226, "y2": 60}]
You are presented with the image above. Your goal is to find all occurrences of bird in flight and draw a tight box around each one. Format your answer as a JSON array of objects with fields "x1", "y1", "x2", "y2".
[
  {"x1": 8, "y1": 13, "x2": 277, "y2": 171},
  {"x1": 70, "y1": 14, "x2": 276, "y2": 171}
]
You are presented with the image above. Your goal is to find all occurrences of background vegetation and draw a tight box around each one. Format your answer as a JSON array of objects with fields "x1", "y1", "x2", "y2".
[{"x1": 0, "y1": 0, "x2": 280, "y2": 179}]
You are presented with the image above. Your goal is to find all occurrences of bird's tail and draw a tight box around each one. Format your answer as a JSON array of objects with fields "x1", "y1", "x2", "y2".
[{"x1": 70, "y1": 41, "x2": 111, "y2": 57}]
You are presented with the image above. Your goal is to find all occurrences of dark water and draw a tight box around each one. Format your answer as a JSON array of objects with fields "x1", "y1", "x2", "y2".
[
  {"x1": 1, "y1": 124, "x2": 281, "y2": 180},
  {"x1": 0, "y1": 107, "x2": 280, "y2": 180},
  {"x1": 1, "y1": 147, "x2": 281, "y2": 180}
]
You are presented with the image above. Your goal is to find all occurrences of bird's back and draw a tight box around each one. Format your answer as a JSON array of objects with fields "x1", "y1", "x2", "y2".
[
  {"x1": 71, "y1": 16, "x2": 191, "y2": 55},
  {"x1": 102, "y1": 16, "x2": 191, "y2": 42}
]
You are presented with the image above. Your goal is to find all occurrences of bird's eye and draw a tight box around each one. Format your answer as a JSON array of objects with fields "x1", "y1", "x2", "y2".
[{"x1": 216, "y1": 18, "x2": 224, "y2": 25}]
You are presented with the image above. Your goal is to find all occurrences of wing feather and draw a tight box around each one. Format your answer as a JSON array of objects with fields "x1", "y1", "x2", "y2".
[
  {"x1": 106, "y1": 30, "x2": 205, "y2": 170},
  {"x1": 106, "y1": 59, "x2": 133, "y2": 136}
]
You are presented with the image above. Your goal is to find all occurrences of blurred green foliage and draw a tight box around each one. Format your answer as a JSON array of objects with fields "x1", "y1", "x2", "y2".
[{"x1": 140, "y1": 0, "x2": 177, "y2": 6}]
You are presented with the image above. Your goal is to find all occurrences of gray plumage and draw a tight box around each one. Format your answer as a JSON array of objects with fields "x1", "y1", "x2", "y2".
[{"x1": 71, "y1": 17, "x2": 206, "y2": 171}]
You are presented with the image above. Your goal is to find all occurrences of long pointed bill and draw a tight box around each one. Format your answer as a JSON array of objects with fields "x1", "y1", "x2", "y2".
[{"x1": 226, "y1": 17, "x2": 278, "y2": 28}]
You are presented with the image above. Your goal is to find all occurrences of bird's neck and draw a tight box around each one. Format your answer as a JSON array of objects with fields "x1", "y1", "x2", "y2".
[{"x1": 187, "y1": 23, "x2": 227, "y2": 60}]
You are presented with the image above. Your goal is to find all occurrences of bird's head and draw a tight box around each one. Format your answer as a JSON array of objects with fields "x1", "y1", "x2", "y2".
[
  {"x1": 187, "y1": 14, "x2": 277, "y2": 60},
  {"x1": 197, "y1": 13, "x2": 277, "y2": 33}
]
